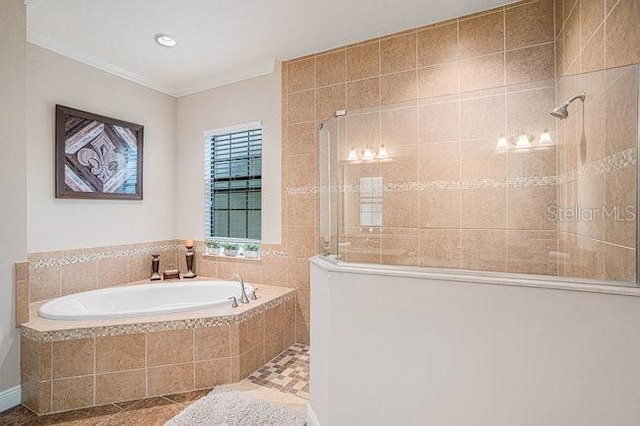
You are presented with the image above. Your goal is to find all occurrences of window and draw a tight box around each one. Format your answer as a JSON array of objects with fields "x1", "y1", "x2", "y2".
[{"x1": 205, "y1": 123, "x2": 262, "y2": 241}]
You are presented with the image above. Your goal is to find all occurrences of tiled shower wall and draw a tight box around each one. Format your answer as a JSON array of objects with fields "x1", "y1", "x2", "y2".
[
  {"x1": 282, "y1": 0, "x2": 638, "y2": 282},
  {"x1": 284, "y1": 0, "x2": 559, "y2": 275},
  {"x1": 555, "y1": 0, "x2": 639, "y2": 281}
]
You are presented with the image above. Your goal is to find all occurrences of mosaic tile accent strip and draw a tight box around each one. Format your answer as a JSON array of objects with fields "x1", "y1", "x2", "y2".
[
  {"x1": 248, "y1": 343, "x2": 309, "y2": 399},
  {"x1": 22, "y1": 292, "x2": 296, "y2": 343},
  {"x1": 286, "y1": 149, "x2": 637, "y2": 195},
  {"x1": 29, "y1": 243, "x2": 179, "y2": 269}
]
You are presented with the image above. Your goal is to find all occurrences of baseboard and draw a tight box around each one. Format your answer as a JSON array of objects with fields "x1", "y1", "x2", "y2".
[
  {"x1": 0, "y1": 385, "x2": 21, "y2": 413},
  {"x1": 307, "y1": 403, "x2": 321, "y2": 426}
]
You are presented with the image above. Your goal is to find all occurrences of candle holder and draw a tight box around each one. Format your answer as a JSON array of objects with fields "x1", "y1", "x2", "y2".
[
  {"x1": 183, "y1": 245, "x2": 197, "y2": 279},
  {"x1": 150, "y1": 254, "x2": 161, "y2": 281}
]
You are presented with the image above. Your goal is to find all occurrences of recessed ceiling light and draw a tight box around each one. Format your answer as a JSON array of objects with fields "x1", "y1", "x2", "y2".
[{"x1": 155, "y1": 34, "x2": 177, "y2": 47}]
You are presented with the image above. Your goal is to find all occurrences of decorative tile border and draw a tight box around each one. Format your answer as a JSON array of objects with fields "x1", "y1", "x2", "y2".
[
  {"x1": 29, "y1": 243, "x2": 179, "y2": 269},
  {"x1": 21, "y1": 292, "x2": 296, "y2": 343},
  {"x1": 287, "y1": 149, "x2": 637, "y2": 195}
]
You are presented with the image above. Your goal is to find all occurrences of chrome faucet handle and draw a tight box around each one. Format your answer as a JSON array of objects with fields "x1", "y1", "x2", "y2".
[
  {"x1": 228, "y1": 296, "x2": 239, "y2": 308},
  {"x1": 250, "y1": 287, "x2": 258, "y2": 300}
]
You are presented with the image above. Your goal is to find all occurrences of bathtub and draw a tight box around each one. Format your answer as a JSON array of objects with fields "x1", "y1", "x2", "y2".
[{"x1": 38, "y1": 280, "x2": 254, "y2": 320}]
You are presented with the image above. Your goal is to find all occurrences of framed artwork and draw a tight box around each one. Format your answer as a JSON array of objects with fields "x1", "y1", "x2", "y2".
[{"x1": 55, "y1": 105, "x2": 144, "y2": 200}]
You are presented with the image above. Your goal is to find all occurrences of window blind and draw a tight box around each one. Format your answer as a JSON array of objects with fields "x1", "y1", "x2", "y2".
[{"x1": 205, "y1": 126, "x2": 262, "y2": 240}]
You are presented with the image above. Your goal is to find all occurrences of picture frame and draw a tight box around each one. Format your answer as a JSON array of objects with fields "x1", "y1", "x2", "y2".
[{"x1": 55, "y1": 105, "x2": 144, "y2": 200}]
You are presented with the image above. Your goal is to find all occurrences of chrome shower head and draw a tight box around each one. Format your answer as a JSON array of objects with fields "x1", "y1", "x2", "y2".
[{"x1": 550, "y1": 92, "x2": 586, "y2": 120}]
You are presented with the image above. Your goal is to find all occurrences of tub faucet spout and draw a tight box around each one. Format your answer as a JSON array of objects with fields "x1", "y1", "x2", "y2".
[{"x1": 230, "y1": 274, "x2": 250, "y2": 304}]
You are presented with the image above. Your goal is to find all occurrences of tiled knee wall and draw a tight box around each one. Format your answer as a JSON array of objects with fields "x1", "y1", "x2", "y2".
[{"x1": 20, "y1": 297, "x2": 296, "y2": 415}]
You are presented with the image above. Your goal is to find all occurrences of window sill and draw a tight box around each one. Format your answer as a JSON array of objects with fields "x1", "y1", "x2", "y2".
[{"x1": 203, "y1": 253, "x2": 262, "y2": 263}]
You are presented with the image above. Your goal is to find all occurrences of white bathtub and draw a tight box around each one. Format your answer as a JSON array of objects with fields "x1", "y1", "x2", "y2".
[{"x1": 38, "y1": 280, "x2": 254, "y2": 321}]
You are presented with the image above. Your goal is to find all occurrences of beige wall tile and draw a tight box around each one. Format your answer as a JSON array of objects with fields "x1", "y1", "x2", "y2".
[
  {"x1": 604, "y1": 243, "x2": 636, "y2": 282},
  {"x1": 381, "y1": 107, "x2": 418, "y2": 147},
  {"x1": 555, "y1": 0, "x2": 565, "y2": 35},
  {"x1": 195, "y1": 358, "x2": 232, "y2": 389},
  {"x1": 461, "y1": 229, "x2": 507, "y2": 272},
  {"x1": 262, "y1": 257, "x2": 287, "y2": 286},
  {"x1": 239, "y1": 313, "x2": 265, "y2": 354},
  {"x1": 461, "y1": 94, "x2": 506, "y2": 139},
  {"x1": 580, "y1": 238, "x2": 606, "y2": 280},
  {"x1": 60, "y1": 261, "x2": 97, "y2": 296},
  {"x1": 21, "y1": 337, "x2": 51, "y2": 381},
  {"x1": 287, "y1": 226, "x2": 317, "y2": 259},
  {"x1": 287, "y1": 194, "x2": 316, "y2": 227},
  {"x1": 16, "y1": 261, "x2": 28, "y2": 281},
  {"x1": 29, "y1": 264, "x2": 60, "y2": 302},
  {"x1": 346, "y1": 111, "x2": 381, "y2": 149},
  {"x1": 96, "y1": 334, "x2": 145, "y2": 374},
  {"x1": 346, "y1": 77, "x2": 380, "y2": 110},
  {"x1": 239, "y1": 343, "x2": 265, "y2": 379},
  {"x1": 605, "y1": 167, "x2": 636, "y2": 248},
  {"x1": 52, "y1": 338, "x2": 94, "y2": 379},
  {"x1": 52, "y1": 376, "x2": 94, "y2": 412},
  {"x1": 382, "y1": 145, "x2": 421, "y2": 183},
  {"x1": 505, "y1": 0, "x2": 554, "y2": 49},
  {"x1": 286, "y1": 153, "x2": 316, "y2": 188},
  {"x1": 288, "y1": 90, "x2": 315, "y2": 124},
  {"x1": 462, "y1": 187, "x2": 507, "y2": 229},
  {"x1": 21, "y1": 374, "x2": 51, "y2": 414},
  {"x1": 381, "y1": 70, "x2": 417, "y2": 105},
  {"x1": 128, "y1": 254, "x2": 152, "y2": 283},
  {"x1": 97, "y1": 257, "x2": 128, "y2": 288},
  {"x1": 417, "y1": 22, "x2": 459, "y2": 67},
  {"x1": 605, "y1": 0, "x2": 640, "y2": 68},
  {"x1": 460, "y1": 52, "x2": 505, "y2": 93},
  {"x1": 380, "y1": 33, "x2": 417, "y2": 74},
  {"x1": 147, "y1": 329, "x2": 194, "y2": 367},
  {"x1": 194, "y1": 326, "x2": 230, "y2": 361},
  {"x1": 148, "y1": 363, "x2": 194, "y2": 396},
  {"x1": 265, "y1": 331, "x2": 286, "y2": 362},
  {"x1": 286, "y1": 122, "x2": 317, "y2": 155},
  {"x1": 506, "y1": 43, "x2": 555, "y2": 85},
  {"x1": 419, "y1": 141, "x2": 460, "y2": 181},
  {"x1": 459, "y1": 11, "x2": 505, "y2": 58},
  {"x1": 507, "y1": 186, "x2": 557, "y2": 230},
  {"x1": 418, "y1": 101, "x2": 461, "y2": 143},
  {"x1": 507, "y1": 230, "x2": 558, "y2": 275},
  {"x1": 461, "y1": 139, "x2": 506, "y2": 180},
  {"x1": 316, "y1": 50, "x2": 346, "y2": 87},
  {"x1": 382, "y1": 192, "x2": 420, "y2": 228},
  {"x1": 507, "y1": 145, "x2": 557, "y2": 178},
  {"x1": 265, "y1": 302, "x2": 286, "y2": 332},
  {"x1": 506, "y1": 87, "x2": 555, "y2": 137},
  {"x1": 419, "y1": 229, "x2": 461, "y2": 269},
  {"x1": 95, "y1": 369, "x2": 146, "y2": 405},
  {"x1": 380, "y1": 235, "x2": 420, "y2": 266},
  {"x1": 419, "y1": 189, "x2": 461, "y2": 229},
  {"x1": 286, "y1": 258, "x2": 310, "y2": 292},
  {"x1": 347, "y1": 41, "x2": 380, "y2": 81},
  {"x1": 16, "y1": 279, "x2": 29, "y2": 325},
  {"x1": 417, "y1": 63, "x2": 460, "y2": 99},
  {"x1": 316, "y1": 83, "x2": 346, "y2": 121},
  {"x1": 605, "y1": 67, "x2": 637, "y2": 157},
  {"x1": 217, "y1": 260, "x2": 239, "y2": 279},
  {"x1": 563, "y1": 4, "x2": 581, "y2": 72},
  {"x1": 581, "y1": 26, "x2": 605, "y2": 72},
  {"x1": 581, "y1": 0, "x2": 604, "y2": 47},
  {"x1": 288, "y1": 58, "x2": 315, "y2": 93}
]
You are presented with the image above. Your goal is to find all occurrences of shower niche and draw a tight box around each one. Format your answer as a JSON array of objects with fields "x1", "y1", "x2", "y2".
[{"x1": 317, "y1": 64, "x2": 640, "y2": 286}]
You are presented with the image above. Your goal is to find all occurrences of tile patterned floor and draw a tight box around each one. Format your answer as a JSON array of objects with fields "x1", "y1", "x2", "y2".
[
  {"x1": 0, "y1": 344, "x2": 310, "y2": 426},
  {"x1": 247, "y1": 343, "x2": 310, "y2": 399}
]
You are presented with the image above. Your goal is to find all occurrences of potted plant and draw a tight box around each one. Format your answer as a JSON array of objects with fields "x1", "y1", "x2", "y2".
[
  {"x1": 243, "y1": 242, "x2": 260, "y2": 259},
  {"x1": 223, "y1": 242, "x2": 241, "y2": 257},
  {"x1": 205, "y1": 240, "x2": 223, "y2": 256}
]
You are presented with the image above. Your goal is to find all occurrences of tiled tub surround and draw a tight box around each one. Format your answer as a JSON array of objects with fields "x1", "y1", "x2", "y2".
[
  {"x1": 20, "y1": 284, "x2": 296, "y2": 415},
  {"x1": 282, "y1": 0, "x2": 639, "y2": 283}
]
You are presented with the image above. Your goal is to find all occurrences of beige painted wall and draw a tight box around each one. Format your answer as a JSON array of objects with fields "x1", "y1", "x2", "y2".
[
  {"x1": 26, "y1": 44, "x2": 177, "y2": 253},
  {"x1": 0, "y1": 0, "x2": 27, "y2": 393},
  {"x1": 175, "y1": 66, "x2": 282, "y2": 244}
]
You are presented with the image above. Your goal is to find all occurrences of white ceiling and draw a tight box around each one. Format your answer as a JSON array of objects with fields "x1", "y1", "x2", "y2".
[{"x1": 26, "y1": 0, "x2": 509, "y2": 97}]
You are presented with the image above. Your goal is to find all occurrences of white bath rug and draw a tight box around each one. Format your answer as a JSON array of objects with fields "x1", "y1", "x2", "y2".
[{"x1": 164, "y1": 387, "x2": 307, "y2": 426}]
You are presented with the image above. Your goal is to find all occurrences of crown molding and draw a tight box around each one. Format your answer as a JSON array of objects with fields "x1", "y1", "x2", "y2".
[
  {"x1": 27, "y1": 29, "x2": 179, "y2": 96},
  {"x1": 175, "y1": 59, "x2": 277, "y2": 97},
  {"x1": 26, "y1": 28, "x2": 277, "y2": 99}
]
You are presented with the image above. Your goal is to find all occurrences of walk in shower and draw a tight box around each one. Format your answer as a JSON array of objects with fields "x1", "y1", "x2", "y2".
[{"x1": 318, "y1": 64, "x2": 639, "y2": 285}]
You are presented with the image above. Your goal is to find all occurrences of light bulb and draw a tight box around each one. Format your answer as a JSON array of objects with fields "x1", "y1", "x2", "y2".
[
  {"x1": 377, "y1": 145, "x2": 389, "y2": 159},
  {"x1": 495, "y1": 136, "x2": 509, "y2": 151},
  {"x1": 516, "y1": 133, "x2": 532, "y2": 149},
  {"x1": 539, "y1": 129, "x2": 553, "y2": 146},
  {"x1": 362, "y1": 146, "x2": 374, "y2": 161},
  {"x1": 347, "y1": 148, "x2": 358, "y2": 161},
  {"x1": 155, "y1": 34, "x2": 177, "y2": 47}
]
